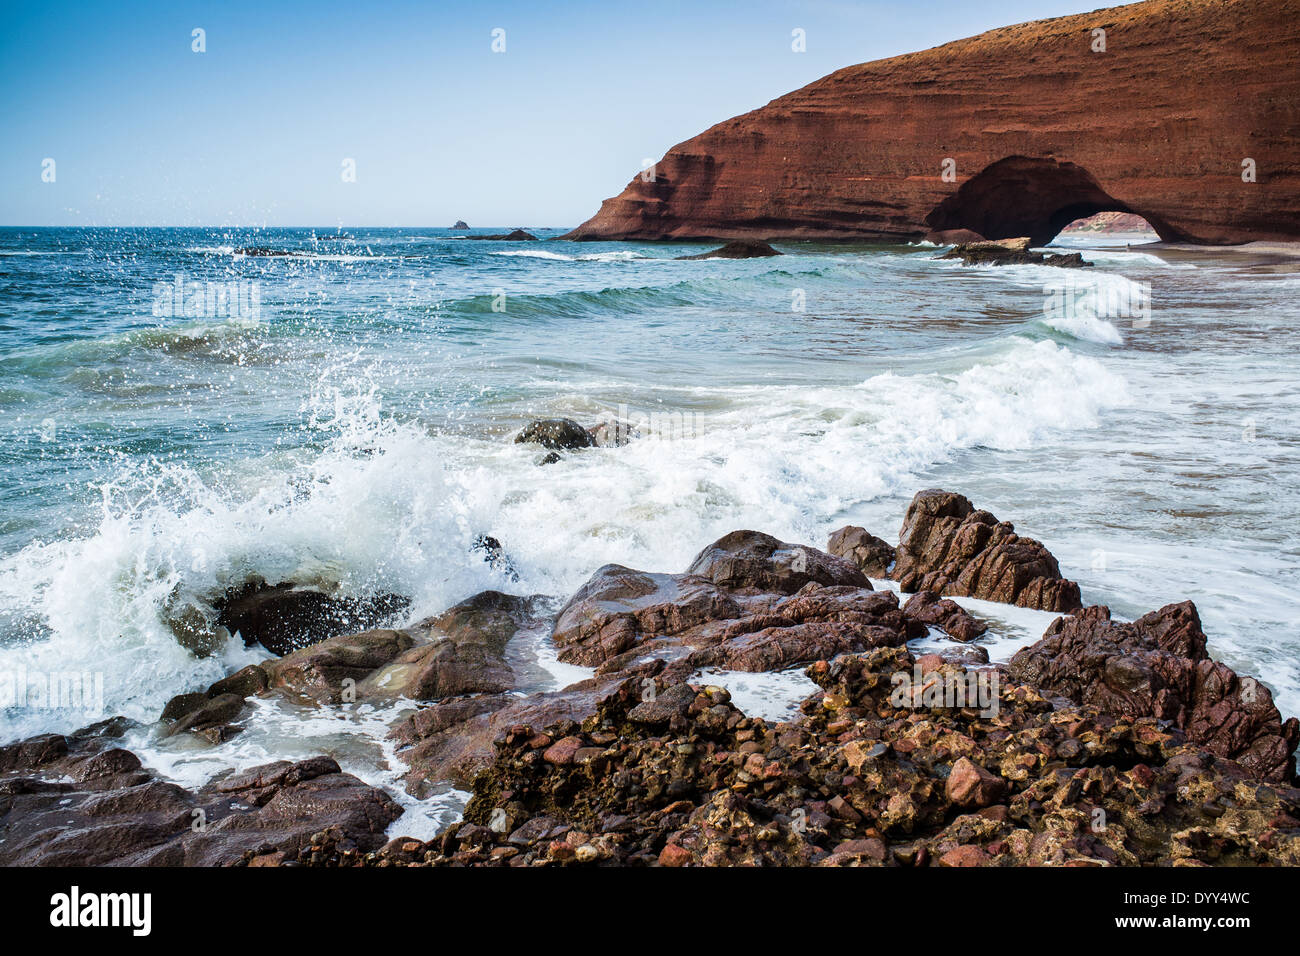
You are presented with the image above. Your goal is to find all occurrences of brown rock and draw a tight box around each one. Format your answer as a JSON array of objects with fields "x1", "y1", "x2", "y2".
[
  {"x1": 543, "y1": 736, "x2": 585, "y2": 766},
  {"x1": 262, "y1": 628, "x2": 416, "y2": 703},
  {"x1": 938, "y1": 240, "x2": 1091, "y2": 268},
  {"x1": 902, "y1": 590, "x2": 988, "y2": 642},
  {"x1": 945, "y1": 757, "x2": 1007, "y2": 809},
  {"x1": 892, "y1": 490, "x2": 1081, "y2": 612},
  {"x1": 658, "y1": 843, "x2": 693, "y2": 867},
  {"x1": 940, "y1": 845, "x2": 991, "y2": 867},
  {"x1": 0, "y1": 727, "x2": 401, "y2": 866},
  {"x1": 826, "y1": 526, "x2": 896, "y2": 577},
  {"x1": 160, "y1": 693, "x2": 248, "y2": 740},
  {"x1": 1009, "y1": 601, "x2": 1299, "y2": 780},
  {"x1": 688, "y1": 530, "x2": 869, "y2": 594}
]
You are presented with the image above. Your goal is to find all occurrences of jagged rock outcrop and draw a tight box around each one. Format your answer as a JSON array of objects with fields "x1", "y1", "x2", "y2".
[
  {"x1": 827, "y1": 525, "x2": 896, "y2": 577},
  {"x1": 566, "y1": 0, "x2": 1300, "y2": 246},
  {"x1": 313, "y1": 647, "x2": 1300, "y2": 867},
  {"x1": 549, "y1": 530, "x2": 892, "y2": 669},
  {"x1": 892, "y1": 489, "x2": 1082, "y2": 612},
  {"x1": 1009, "y1": 603, "x2": 1300, "y2": 781},
  {"x1": 12, "y1": 495, "x2": 1295, "y2": 867}
]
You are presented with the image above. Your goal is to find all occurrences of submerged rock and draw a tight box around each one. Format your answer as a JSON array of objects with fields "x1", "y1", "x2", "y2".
[
  {"x1": 675, "y1": 240, "x2": 782, "y2": 260},
  {"x1": 891, "y1": 489, "x2": 1082, "y2": 612},
  {"x1": 471, "y1": 534, "x2": 518, "y2": 579},
  {"x1": 233, "y1": 247, "x2": 298, "y2": 257},
  {"x1": 587, "y1": 418, "x2": 640, "y2": 447}
]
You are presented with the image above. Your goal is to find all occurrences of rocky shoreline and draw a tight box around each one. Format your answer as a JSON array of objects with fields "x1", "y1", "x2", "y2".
[{"x1": 1, "y1": 490, "x2": 1296, "y2": 866}]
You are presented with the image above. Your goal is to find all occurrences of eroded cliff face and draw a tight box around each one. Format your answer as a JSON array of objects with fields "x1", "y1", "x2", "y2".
[{"x1": 566, "y1": 0, "x2": 1300, "y2": 245}]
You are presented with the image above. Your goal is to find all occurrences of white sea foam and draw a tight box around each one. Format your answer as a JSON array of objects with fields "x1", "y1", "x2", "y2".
[
  {"x1": 1043, "y1": 312, "x2": 1125, "y2": 345},
  {"x1": 0, "y1": 337, "x2": 1129, "y2": 743},
  {"x1": 578, "y1": 250, "x2": 643, "y2": 261},
  {"x1": 491, "y1": 249, "x2": 643, "y2": 262},
  {"x1": 127, "y1": 695, "x2": 467, "y2": 842},
  {"x1": 187, "y1": 246, "x2": 394, "y2": 262},
  {"x1": 691, "y1": 667, "x2": 818, "y2": 723},
  {"x1": 493, "y1": 249, "x2": 575, "y2": 261}
]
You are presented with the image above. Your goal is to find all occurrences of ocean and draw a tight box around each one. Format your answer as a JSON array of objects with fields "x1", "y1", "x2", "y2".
[{"x1": 1, "y1": 226, "x2": 1297, "y2": 834}]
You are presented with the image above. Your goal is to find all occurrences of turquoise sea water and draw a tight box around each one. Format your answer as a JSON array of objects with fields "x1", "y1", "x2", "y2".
[{"x1": 1, "y1": 227, "x2": 1297, "y2": 806}]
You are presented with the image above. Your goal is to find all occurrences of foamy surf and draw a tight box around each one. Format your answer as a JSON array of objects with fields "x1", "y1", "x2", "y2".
[
  {"x1": 492, "y1": 249, "x2": 645, "y2": 262},
  {"x1": 0, "y1": 335, "x2": 1127, "y2": 742}
]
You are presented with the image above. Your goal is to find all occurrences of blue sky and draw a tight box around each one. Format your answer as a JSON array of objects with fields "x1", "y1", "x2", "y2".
[{"x1": 1, "y1": 0, "x2": 1117, "y2": 227}]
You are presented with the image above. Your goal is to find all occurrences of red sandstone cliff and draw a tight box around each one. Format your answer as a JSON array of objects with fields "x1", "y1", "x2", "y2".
[{"x1": 566, "y1": 0, "x2": 1300, "y2": 245}]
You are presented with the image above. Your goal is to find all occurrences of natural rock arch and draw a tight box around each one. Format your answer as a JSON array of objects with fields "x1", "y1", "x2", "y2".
[
  {"x1": 923, "y1": 157, "x2": 1179, "y2": 246},
  {"x1": 566, "y1": 0, "x2": 1300, "y2": 246}
]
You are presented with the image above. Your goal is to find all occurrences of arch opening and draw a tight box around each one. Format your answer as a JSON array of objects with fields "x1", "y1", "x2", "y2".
[
  {"x1": 925, "y1": 156, "x2": 1177, "y2": 245},
  {"x1": 1058, "y1": 210, "x2": 1158, "y2": 238}
]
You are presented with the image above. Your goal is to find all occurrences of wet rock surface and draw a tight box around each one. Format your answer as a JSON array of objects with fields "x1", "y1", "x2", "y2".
[
  {"x1": 549, "y1": 531, "x2": 894, "y2": 670},
  {"x1": 827, "y1": 525, "x2": 896, "y2": 577},
  {"x1": 0, "y1": 722, "x2": 400, "y2": 866},
  {"x1": 1009, "y1": 603, "x2": 1300, "y2": 781},
  {"x1": 214, "y1": 577, "x2": 410, "y2": 656},
  {"x1": 902, "y1": 590, "x2": 988, "y2": 643},
  {"x1": 4, "y1": 494, "x2": 1294, "y2": 867},
  {"x1": 892, "y1": 489, "x2": 1082, "y2": 612},
  {"x1": 314, "y1": 644, "x2": 1300, "y2": 867}
]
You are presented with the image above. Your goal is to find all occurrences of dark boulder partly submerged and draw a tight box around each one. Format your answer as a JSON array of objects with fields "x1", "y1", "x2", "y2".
[
  {"x1": 214, "y1": 577, "x2": 410, "y2": 656},
  {"x1": 463, "y1": 229, "x2": 538, "y2": 241},
  {"x1": 676, "y1": 240, "x2": 782, "y2": 260}
]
